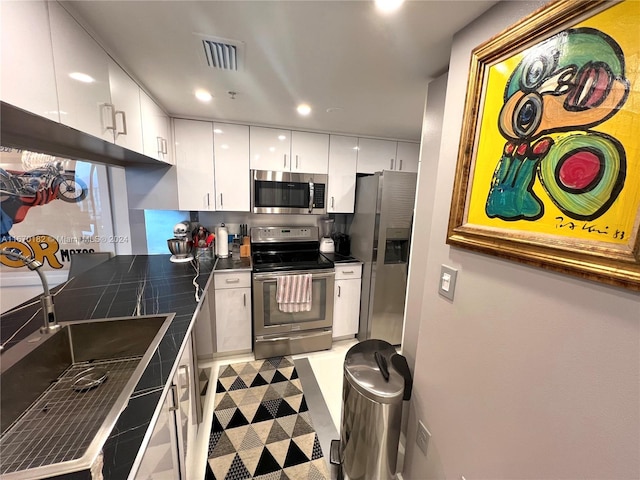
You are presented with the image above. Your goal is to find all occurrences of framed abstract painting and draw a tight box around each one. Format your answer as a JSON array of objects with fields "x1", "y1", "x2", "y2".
[{"x1": 447, "y1": 0, "x2": 640, "y2": 290}]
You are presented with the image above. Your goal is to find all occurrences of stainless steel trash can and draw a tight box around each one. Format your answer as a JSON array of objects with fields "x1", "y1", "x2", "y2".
[{"x1": 335, "y1": 339, "x2": 412, "y2": 480}]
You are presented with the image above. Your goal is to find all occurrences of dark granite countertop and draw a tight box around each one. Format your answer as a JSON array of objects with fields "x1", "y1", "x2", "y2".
[
  {"x1": 0, "y1": 254, "x2": 215, "y2": 480},
  {"x1": 213, "y1": 255, "x2": 252, "y2": 272}
]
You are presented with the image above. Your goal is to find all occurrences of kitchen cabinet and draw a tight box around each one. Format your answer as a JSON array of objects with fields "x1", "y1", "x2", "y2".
[
  {"x1": 0, "y1": 0, "x2": 59, "y2": 123},
  {"x1": 395, "y1": 141, "x2": 420, "y2": 173},
  {"x1": 356, "y1": 138, "x2": 420, "y2": 174},
  {"x1": 134, "y1": 333, "x2": 198, "y2": 479},
  {"x1": 214, "y1": 271, "x2": 252, "y2": 353},
  {"x1": 214, "y1": 123, "x2": 250, "y2": 211},
  {"x1": 194, "y1": 276, "x2": 216, "y2": 360},
  {"x1": 49, "y1": 1, "x2": 114, "y2": 142},
  {"x1": 333, "y1": 263, "x2": 362, "y2": 339},
  {"x1": 108, "y1": 59, "x2": 144, "y2": 154},
  {"x1": 174, "y1": 119, "x2": 215, "y2": 210},
  {"x1": 327, "y1": 135, "x2": 358, "y2": 213},
  {"x1": 141, "y1": 90, "x2": 172, "y2": 164},
  {"x1": 291, "y1": 131, "x2": 329, "y2": 174},
  {"x1": 250, "y1": 126, "x2": 329, "y2": 173}
]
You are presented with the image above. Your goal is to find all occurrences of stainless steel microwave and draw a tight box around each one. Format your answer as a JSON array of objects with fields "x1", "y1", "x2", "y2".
[{"x1": 251, "y1": 170, "x2": 327, "y2": 214}]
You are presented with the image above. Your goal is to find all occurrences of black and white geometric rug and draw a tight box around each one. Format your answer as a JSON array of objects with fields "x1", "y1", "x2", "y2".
[{"x1": 207, "y1": 356, "x2": 330, "y2": 480}]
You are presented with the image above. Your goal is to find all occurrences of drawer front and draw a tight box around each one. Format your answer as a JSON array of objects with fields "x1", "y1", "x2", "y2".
[
  {"x1": 335, "y1": 263, "x2": 362, "y2": 280},
  {"x1": 214, "y1": 272, "x2": 252, "y2": 289}
]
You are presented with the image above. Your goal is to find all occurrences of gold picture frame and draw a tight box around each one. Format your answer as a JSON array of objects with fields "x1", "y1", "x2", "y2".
[{"x1": 447, "y1": 0, "x2": 640, "y2": 290}]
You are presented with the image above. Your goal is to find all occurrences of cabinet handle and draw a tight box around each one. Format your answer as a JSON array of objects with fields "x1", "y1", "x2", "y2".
[
  {"x1": 220, "y1": 193, "x2": 223, "y2": 208},
  {"x1": 168, "y1": 384, "x2": 178, "y2": 411},
  {"x1": 331, "y1": 196, "x2": 335, "y2": 208},
  {"x1": 225, "y1": 278, "x2": 240, "y2": 284},
  {"x1": 284, "y1": 154, "x2": 287, "y2": 168},
  {"x1": 342, "y1": 270, "x2": 354, "y2": 274},
  {"x1": 115, "y1": 110, "x2": 127, "y2": 136},
  {"x1": 390, "y1": 158, "x2": 395, "y2": 170},
  {"x1": 207, "y1": 193, "x2": 210, "y2": 207},
  {"x1": 296, "y1": 155, "x2": 299, "y2": 169},
  {"x1": 179, "y1": 365, "x2": 190, "y2": 394},
  {"x1": 243, "y1": 293, "x2": 246, "y2": 307},
  {"x1": 399, "y1": 159, "x2": 403, "y2": 171},
  {"x1": 157, "y1": 136, "x2": 163, "y2": 155},
  {"x1": 102, "y1": 103, "x2": 116, "y2": 132},
  {"x1": 162, "y1": 138, "x2": 168, "y2": 154},
  {"x1": 338, "y1": 285, "x2": 341, "y2": 297}
]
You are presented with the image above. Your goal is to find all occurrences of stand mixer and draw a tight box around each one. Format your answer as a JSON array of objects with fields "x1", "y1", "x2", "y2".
[
  {"x1": 319, "y1": 216, "x2": 335, "y2": 253},
  {"x1": 167, "y1": 221, "x2": 194, "y2": 263}
]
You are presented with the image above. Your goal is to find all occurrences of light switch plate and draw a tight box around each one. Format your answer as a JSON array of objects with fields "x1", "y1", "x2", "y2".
[{"x1": 439, "y1": 265, "x2": 458, "y2": 300}]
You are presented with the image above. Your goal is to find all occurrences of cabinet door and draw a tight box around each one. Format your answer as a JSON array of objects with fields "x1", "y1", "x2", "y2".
[
  {"x1": 134, "y1": 384, "x2": 181, "y2": 479},
  {"x1": 215, "y1": 287, "x2": 252, "y2": 353},
  {"x1": 108, "y1": 59, "x2": 144, "y2": 155},
  {"x1": 1, "y1": 1, "x2": 59, "y2": 122},
  {"x1": 175, "y1": 335, "x2": 198, "y2": 480},
  {"x1": 49, "y1": 2, "x2": 114, "y2": 142},
  {"x1": 291, "y1": 131, "x2": 329, "y2": 174},
  {"x1": 327, "y1": 135, "x2": 358, "y2": 213},
  {"x1": 249, "y1": 126, "x2": 291, "y2": 171},
  {"x1": 141, "y1": 90, "x2": 172, "y2": 163},
  {"x1": 214, "y1": 123, "x2": 250, "y2": 212},
  {"x1": 333, "y1": 278, "x2": 361, "y2": 338},
  {"x1": 356, "y1": 138, "x2": 397, "y2": 174},
  {"x1": 396, "y1": 141, "x2": 420, "y2": 173},
  {"x1": 194, "y1": 289, "x2": 215, "y2": 359},
  {"x1": 174, "y1": 119, "x2": 215, "y2": 211}
]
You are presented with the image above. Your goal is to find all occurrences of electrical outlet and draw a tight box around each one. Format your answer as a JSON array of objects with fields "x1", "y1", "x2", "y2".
[{"x1": 416, "y1": 421, "x2": 431, "y2": 456}]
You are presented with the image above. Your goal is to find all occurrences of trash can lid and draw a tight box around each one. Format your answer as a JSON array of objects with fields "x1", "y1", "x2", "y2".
[{"x1": 344, "y1": 339, "x2": 412, "y2": 404}]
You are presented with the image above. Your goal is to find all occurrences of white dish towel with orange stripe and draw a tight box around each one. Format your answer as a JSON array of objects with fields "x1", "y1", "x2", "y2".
[{"x1": 276, "y1": 274, "x2": 312, "y2": 312}]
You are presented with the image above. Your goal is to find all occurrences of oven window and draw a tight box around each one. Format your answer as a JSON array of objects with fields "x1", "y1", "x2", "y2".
[
  {"x1": 255, "y1": 180, "x2": 309, "y2": 208},
  {"x1": 262, "y1": 278, "x2": 327, "y2": 326}
]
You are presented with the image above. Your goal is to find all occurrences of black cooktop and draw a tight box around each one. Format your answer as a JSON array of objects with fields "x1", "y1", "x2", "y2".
[{"x1": 252, "y1": 249, "x2": 334, "y2": 273}]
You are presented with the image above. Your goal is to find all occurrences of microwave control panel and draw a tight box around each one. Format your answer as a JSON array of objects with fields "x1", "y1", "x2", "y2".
[{"x1": 313, "y1": 184, "x2": 325, "y2": 208}]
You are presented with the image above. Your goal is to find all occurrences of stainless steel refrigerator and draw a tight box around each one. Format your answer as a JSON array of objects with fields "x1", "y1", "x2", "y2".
[{"x1": 349, "y1": 170, "x2": 417, "y2": 345}]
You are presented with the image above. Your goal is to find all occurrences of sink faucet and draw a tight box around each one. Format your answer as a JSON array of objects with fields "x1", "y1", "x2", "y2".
[{"x1": 0, "y1": 248, "x2": 60, "y2": 334}]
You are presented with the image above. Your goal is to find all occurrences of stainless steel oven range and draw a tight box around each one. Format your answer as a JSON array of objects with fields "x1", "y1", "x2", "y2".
[{"x1": 251, "y1": 226, "x2": 335, "y2": 360}]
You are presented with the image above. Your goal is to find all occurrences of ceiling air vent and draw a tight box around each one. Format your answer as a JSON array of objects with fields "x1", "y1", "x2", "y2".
[{"x1": 197, "y1": 35, "x2": 244, "y2": 71}]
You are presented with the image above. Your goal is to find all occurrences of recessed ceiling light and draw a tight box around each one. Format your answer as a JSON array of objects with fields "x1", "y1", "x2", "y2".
[
  {"x1": 69, "y1": 72, "x2": 95, "y2": 83},
  {"x1": 278, "y1": 135, "x2": 287, "y2": 141},
  {"x1": 213, "y1": 128, "x2": 223, "y2": 134},
  {"x1": 195, "y1": 89, "x2": 212, "y2": 102},
  {"x1": 374, "y1": 0, "x2": 404, "y2": 13},
  {"x1": 297, "y1": 103, "x2": 311, "y2": 116}
]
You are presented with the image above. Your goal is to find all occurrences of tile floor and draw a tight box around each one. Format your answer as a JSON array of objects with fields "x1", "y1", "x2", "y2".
[{"x1": 194, "y1": 339, "x2": 358, "y2": 479}]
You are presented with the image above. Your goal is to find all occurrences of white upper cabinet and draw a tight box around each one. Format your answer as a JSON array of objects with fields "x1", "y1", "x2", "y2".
[
  {"x1": 214, "y1": 123, "x2": 250, "y2": 212},
  {"x1": 327, "y1": 135, "x2": 358, "y2": 213},
  {"x1": 356, "y1": 137, "x2": 398, "y2": 174},
  {"x1": 396, "y1": 141, "x2": 420, "y2": 172},
  {"x1": 356, "y1": 138, "x2": 420, "y2": 173},
  {"x1": 291, "y1": 131, "x2": 329, "y2": 174},
  {"x1": 174, "y1": 119, "x2": 214, "y2": 211},
  {"x1": 249, "y1": 126, "x2": 291, "y2": 171},
  {"x1": 49, "y1": 2, "x2": 114, "y2": 142},
  {"x1": 250, "y1": 127, "x2": 329, "y2": 173},
  {"x1": 0, "y1": 1, "x2": 59, "y2": 122},
  {"x1": 141, "y1": 90, "x2": 172, "y2": 164},
  {"x1": 108, "y1": 60, "x2": 144, "y2": 155}
]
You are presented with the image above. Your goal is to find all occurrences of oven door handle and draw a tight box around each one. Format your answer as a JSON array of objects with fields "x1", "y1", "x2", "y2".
[
  {"x1": 253, "y1": 269, "x2": 335, "y2": 281},
  {"x1": 308, "y1": 180, "x2": 314, "y2": 213},
  {"x1": 257, "y1": 330, "x2": 331, "y2": 342}
]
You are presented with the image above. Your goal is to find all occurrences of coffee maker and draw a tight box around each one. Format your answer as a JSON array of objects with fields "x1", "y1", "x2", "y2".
[{"x1": 318, "y1": 216, "x2": 335, "y2": 253}]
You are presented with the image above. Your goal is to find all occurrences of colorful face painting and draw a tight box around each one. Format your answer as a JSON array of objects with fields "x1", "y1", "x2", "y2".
[{"x1": 465, "y1": 1, "x2": 639, "y2": 246}]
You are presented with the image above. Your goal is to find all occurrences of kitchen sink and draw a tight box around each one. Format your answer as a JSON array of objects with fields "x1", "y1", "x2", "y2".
[{"x1": 0, "y1": 314, "x2": 175, "y2": 480}]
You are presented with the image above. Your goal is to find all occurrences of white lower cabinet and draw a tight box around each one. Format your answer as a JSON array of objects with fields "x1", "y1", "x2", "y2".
[
  {"x1": 134, "y1": 334, "x2": 198, "y2": 479},
  {"x1": 214, "y1": 271, "x2": 252, "y2": 353},
  {"x1": 333, "y1": 264, "x2": 362, "y2": 338}
]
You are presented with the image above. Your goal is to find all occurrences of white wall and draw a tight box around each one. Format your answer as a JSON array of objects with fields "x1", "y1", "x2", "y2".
[{"x1": 402, "y1": 2, "x2": 640, "y2": 479}]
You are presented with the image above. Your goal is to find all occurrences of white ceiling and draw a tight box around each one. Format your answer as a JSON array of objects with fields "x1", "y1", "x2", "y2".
[{"x1": 63, "y1": 0, "x2": 497, "y2": 142}]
